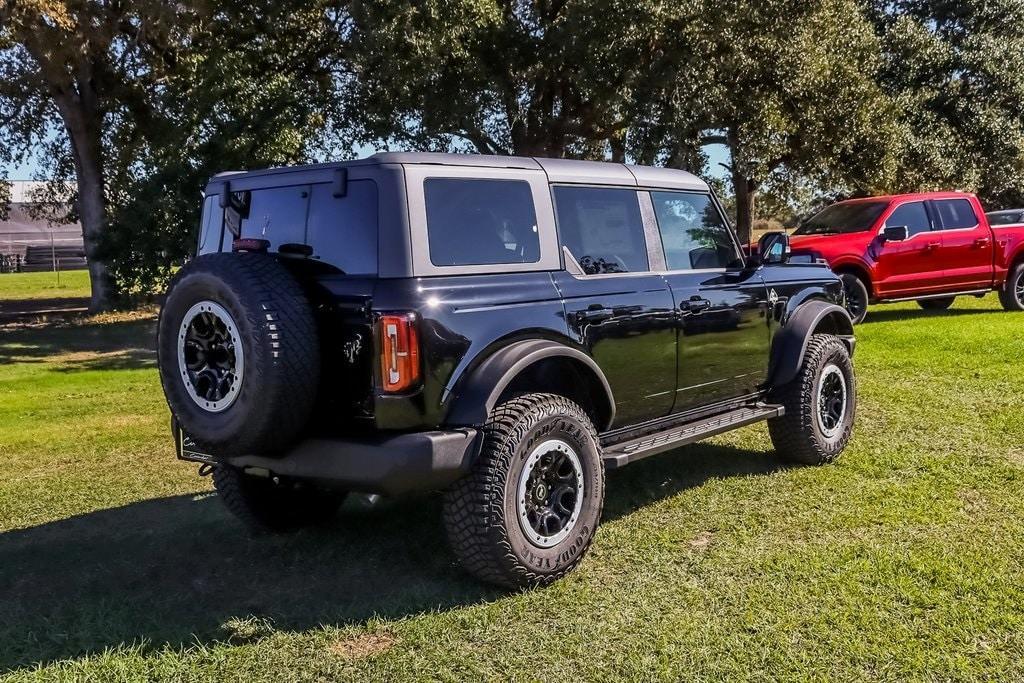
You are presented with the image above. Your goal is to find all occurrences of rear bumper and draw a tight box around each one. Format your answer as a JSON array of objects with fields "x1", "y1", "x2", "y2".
[{"x1": 175, "y1": 422, "x2": 481, "y2": 496}]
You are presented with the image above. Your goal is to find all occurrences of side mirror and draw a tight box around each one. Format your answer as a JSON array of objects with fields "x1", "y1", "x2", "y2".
[
  {"x1": 882, "y1": 225, "x2": 909, "y2": 242},
  {"x1": 758, "y1": 231, "x2": 790, "y2": 265}
]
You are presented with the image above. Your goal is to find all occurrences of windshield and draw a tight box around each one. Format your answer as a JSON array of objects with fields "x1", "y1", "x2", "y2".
[{"x1": 795, "y1": 201, "x2": 888, "y2": 235}]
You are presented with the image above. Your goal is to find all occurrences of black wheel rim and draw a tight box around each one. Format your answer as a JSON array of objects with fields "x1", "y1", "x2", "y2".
[
  {"x1": 843, "y1": 279, "x2": 865, "y2": 320},
  {"x1": 517, "y1": 439, "x2": 584, "y2": 548},
  {"x1": 177, "y1": 301, "x2": 244, "y2": 412},
  {"x1": 817, "y1": 364, "x2": 847, "y2": 437}
]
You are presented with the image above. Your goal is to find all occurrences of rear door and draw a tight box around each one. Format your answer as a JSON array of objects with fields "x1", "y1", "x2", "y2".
[
  {"x1": 552, "y1": 185, "x2": 678, "y2": 427},
  {"x1": 930, "y1": 197, "x2": 994, "y2": 290},
  {"x1": 646, "y1": 190, "x2": 771, "y2": 412},
  {"x1": 872, "y1": 200, "x2": 944, "y2": 297}
]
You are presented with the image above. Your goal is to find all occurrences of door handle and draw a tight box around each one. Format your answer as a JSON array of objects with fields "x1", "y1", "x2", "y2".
[
  {"x1": 680, "y1": 297, "x2": 712, "y2": 313},
  {"x1": 973, "y1": 237, "x2": 991, "y2": 248},
  {"x1": 924, "y1": 241, "x2": 941, "y2": 252},
  {"x1": 575, "y1": 306, "x2": 613, "y2": 324}
]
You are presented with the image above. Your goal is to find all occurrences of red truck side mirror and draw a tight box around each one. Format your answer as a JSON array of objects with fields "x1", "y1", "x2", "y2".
[{"x1": 881, "y1": 225, "x2": 909, "y2": 242}]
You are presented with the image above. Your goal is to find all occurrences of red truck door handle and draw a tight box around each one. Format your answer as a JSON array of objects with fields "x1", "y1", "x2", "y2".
[
  {"x1": 973, "y1": 237, "x2": 990, "y2": 247},
  {"x1": 924, "y1": 241, "x2": 941, "y2": 252}
]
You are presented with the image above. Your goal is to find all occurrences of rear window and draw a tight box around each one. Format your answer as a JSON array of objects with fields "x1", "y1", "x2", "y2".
[
  {"x1": 933, "y1": 199, "x2": 978, "y2": 230},
  {"x1": 306, "y1": 180, "x2": 378, "y2": 274},
  {"x1": 239, "y1": 185, "x2": 309, "y2": 250},
  {"x1": 988, "y1": 211, "x2": 1024, "y2": 226},
  {"x1": 199, "y1": 179, "x2": 379, "y2": 274},
  {"x1": 424, "y1": 178, "x2": 540, "y2": 266}
]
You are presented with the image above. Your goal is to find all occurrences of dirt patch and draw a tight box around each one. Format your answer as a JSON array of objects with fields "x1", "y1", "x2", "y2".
[
  {"x1": 958, "y1": 488, "x2": 989, "y2": 515},
  {"x1": 328, "y1": 632, "x2": 396, "y2": 659},
  {"x1": 688, "y1": 531, "x2": 715, "y2": 550}
]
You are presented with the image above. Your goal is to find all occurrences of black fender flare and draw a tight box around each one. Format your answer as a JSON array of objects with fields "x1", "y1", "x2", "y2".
[
  {"x1": 768, "y1": 300, "x2": 855, "y2": 387},
  {"x1": 444, "y1": 339, "x2": 616, "y2": 430}
]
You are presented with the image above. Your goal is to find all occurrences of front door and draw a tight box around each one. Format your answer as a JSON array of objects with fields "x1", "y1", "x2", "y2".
[
  {"x1": 645, "y1": 190, "x2": 771, "y2": 413},
  {"x1": 872, "y1": 199, "x2": 945, "y2": 297},
  {"x1": 552, "y1": 186, "x2": 678, "y2": 427}
]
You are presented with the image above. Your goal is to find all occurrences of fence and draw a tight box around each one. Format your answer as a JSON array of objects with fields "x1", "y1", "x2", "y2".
[{"x1": 0, "y1": 231, "x2": 87, "y2": 273}]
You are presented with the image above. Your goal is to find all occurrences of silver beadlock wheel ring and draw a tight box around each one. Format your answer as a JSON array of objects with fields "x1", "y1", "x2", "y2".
[
  {"x1": 816, "y1": 363, "x2": 847, "y2": 438},
  {"x1": 177, "y1": 300, "x2": 244, "y2": 413},
  {"x1": 516, "y1": 438, "x2": 585, "y2": 548}
]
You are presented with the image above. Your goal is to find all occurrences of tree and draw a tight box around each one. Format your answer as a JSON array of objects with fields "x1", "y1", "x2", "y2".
[
  {"x1": 347, "y1": 0, "x2": 681, "y2": 159},
  {"x1": 346, "y1": 0, "x2": 902, "y2": 243},
  {"x1": 0, "y1": 1, "x2": 348, "y2": 309},
  {"x1": 695, "y1": 0, "x2": 900, "y2": 242},
  {"x1": 0, "y1": 178, "x2": 9, "y2": 220},
  {"x1": 863, "y1": 0, "x2": 1024, "y2": 208}
]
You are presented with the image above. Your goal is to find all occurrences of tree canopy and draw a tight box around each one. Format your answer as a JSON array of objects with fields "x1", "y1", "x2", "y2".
[{"x1": 3, "y1": 0, "x2": 1024, "y2": 302}]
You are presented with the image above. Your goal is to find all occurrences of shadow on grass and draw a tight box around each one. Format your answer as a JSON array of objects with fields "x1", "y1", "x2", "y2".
[
  {"x1": 861, "y1": 304, "x2": 1001, "y2": 325},
  {"x1": 0, "y1": 296, "x2": 90, "y2": 322},
  {"x1": 0, "y1": 316, "x2": 156, "y2": 371},
  {"x1": 0, "y1": 442, "x2": 783, "y2": 672}
]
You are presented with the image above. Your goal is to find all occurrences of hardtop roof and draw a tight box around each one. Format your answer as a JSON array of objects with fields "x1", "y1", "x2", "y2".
[{"x1": 209, "y1": 152, "x2": 708, "y2": 192}]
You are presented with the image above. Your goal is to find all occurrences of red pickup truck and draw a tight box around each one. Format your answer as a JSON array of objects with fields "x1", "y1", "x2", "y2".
[{"x1": 789, "y1": 191, "x2": 1024, "y2": 323}]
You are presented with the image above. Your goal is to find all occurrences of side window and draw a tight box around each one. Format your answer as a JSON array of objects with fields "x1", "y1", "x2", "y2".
[
  {"x1": 650, "y1": 191, "x2": 740, "y2": 270},
  {"x1": 553, "y1": 186, "x2": 648, "y2": 274},
  {"x1": 424, "y1": 178, "x2": 539, "y2": 266},
  {"x1": 885, "y1": 201, "x2": 931, "y2": 237},
  {"x1": 306, "y1": 180, "x2": 379, "y2": 274},
  {"x1": 933, "y1": 199, "x2": 978, "y2": 230},
  {"x1": 239, "y1": 186, "x2": 310, "y2": 250}
]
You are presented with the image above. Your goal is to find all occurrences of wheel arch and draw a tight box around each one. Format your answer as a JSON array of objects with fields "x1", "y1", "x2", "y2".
[
  {"x1": 444, "y1": 339, "x2": 615, "y2": 431},
  {"x1": 831, "y1": 260, "x2": 874, "y2": 297},
  {"x1": 768, "y1": 300, "x2": 855, "y2": 388}
]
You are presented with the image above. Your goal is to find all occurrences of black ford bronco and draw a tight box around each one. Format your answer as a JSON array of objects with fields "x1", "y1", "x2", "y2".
[{"x1": 158, "y1": 153, "x2": 857, "y2": 589}]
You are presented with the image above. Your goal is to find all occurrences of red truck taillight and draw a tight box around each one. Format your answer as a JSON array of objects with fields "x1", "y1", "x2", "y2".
[{"x1": 378, "y1": 314, "x2": 420, "y2": 393}]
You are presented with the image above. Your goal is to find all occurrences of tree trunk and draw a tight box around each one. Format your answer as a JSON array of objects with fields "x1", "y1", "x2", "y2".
[
  {"x1": 726, "y1": 127, "x2": 758, "y2": 245},
  {"x1": 53, "y1": 89, "x2": 115, "y2": 312},
  {"x1": 732, "y1": 170, "x2": 757, "y2": 246}
]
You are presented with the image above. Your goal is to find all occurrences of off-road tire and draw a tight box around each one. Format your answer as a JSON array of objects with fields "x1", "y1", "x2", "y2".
[
  {"x1": 999, "y1": 262, "x2": 1024, "y2": 312},
  {"x1": 213, "y1": 465, "x2": 346, "y2": 533},
  {"x1": 917, "y1": 297, "x2": 955, "y2": 311},
  {"x1": 768, "y1": 334, "x2": 856, "y2": 465},
  {"x1": 839, "y1": 273, "x2": 869, "y2": 325},
  {"x1": 158, "y1": 252, "x2": 319, "y2": 456},
  {"x1": 443, "y1": 393, "x2": 605, "y2": 589}
]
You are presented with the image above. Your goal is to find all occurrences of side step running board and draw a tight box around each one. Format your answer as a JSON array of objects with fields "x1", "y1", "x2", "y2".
[{"x1": 602, "y1": 403, "x2": 784, "y2": 469}]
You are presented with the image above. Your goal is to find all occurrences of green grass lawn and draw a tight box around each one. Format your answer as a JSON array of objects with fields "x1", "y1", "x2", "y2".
[
  {"x1": 1, "y1": 290, "x2": 1023, "y2": 681},
  {"x1": 0, "y1": 270, "x2": 91, "y2": 301}
]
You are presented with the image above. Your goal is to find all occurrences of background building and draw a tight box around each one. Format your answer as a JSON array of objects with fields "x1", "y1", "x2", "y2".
[{"x1": 0, "y1": 180, "x2": 84, "y2": 272}]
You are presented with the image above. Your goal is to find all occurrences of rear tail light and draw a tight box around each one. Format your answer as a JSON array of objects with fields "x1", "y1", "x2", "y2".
[{"x1": 378, "y1": 314, "x2": 420, "y2": 393}]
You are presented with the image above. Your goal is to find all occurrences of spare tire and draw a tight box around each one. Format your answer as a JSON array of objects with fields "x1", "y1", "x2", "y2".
[{"x1": 157, "y1": 252, "x2": 319, "y2": 456}]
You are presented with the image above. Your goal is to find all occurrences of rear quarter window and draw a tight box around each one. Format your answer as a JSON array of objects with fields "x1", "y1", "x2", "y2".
[{"x1": 424, "y1": 178, "x2": 540, "y2": 266}]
